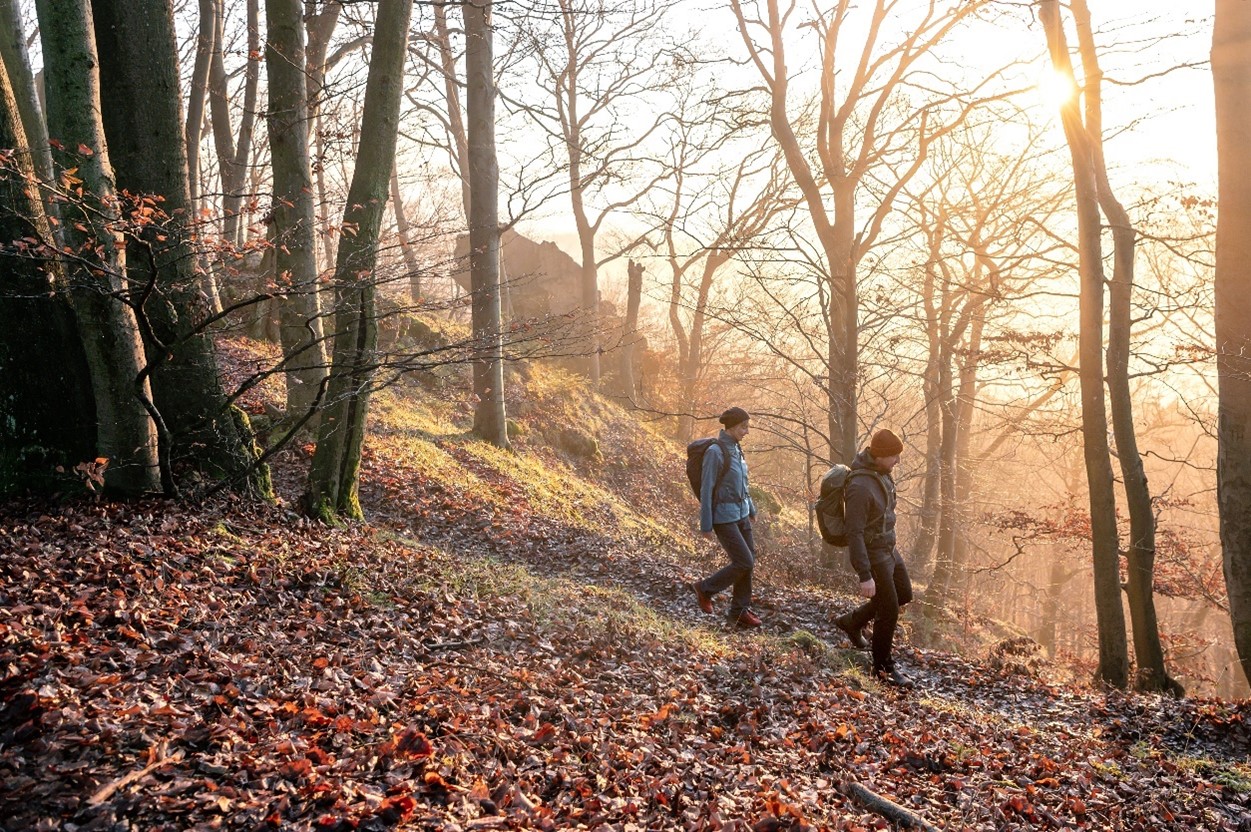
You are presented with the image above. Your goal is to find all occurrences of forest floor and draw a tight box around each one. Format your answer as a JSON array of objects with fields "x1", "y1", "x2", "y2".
[{"x1": 2, "y1": 343, "x2": 1250, "y2": 831}]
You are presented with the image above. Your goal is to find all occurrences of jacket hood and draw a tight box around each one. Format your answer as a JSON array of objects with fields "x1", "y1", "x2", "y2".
[{"x1": 851, "y1": 448, "x2": 876, "y2": 471}]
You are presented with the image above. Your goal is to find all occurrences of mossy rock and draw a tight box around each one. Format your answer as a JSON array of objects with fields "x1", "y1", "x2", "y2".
[
  {"x1": 555, "y1": 427, "x2": 602, "y2": 463},
  {"x1": 506, "y1": 419, "x2": 527, "y2": 439}
]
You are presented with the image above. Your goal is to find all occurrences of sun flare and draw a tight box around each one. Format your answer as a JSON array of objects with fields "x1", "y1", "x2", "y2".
[{"x1": 1037, "y1": 67, "x2": 1079, "y2": 110}]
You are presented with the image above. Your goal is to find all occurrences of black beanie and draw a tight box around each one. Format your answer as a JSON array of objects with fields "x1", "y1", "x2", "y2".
[{"x1": 719, "y1": 407, "x2": 750, "y2": 428}]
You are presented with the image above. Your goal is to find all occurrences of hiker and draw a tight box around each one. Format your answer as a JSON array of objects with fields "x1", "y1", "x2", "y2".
[
  {"x1": 687, "y1": 406, "x2": 761, "y2": 628},
  {"x1": 833, "y1": 428, "x2": 915, "y2": 687}
]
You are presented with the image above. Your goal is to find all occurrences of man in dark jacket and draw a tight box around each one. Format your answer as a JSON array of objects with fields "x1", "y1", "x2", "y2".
[
  {"x1": 833, "y1": 428, "x2": 915, "y2": 687},
  {"x1": 687, "y1": 407, "x2": 761, "y2": 628}
]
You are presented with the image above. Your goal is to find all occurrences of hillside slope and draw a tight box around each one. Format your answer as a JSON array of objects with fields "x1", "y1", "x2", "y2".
[{"x1": 1, "y1": 347, "x2": 1249, "y2": 831}]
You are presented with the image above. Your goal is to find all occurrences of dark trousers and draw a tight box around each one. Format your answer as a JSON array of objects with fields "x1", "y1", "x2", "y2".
[
  {"x1": 843, "y1": 551, "x2": 912, "y2": 670},
  {"x1": 698, "y1": 518, "x2": 755, "y2": 619}
]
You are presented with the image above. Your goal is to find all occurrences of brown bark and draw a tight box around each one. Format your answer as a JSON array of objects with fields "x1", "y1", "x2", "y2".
[
  {"x1": 0, "y1": 52, "x2": 95, "y2": 489},
  {"x1": 36, "y1": 0, "x2": 161, "y2": 494},
  {"x1": 1070, "y1": 0, "x2": 1178, "y2": 695},
  {"x1": 466, "y1": 0, "x2": 507, "y2": 447},
  {"x1": 1040, "y1": 0, "x2": 1128, "y2": 688},
  {"x1": 94, "y1": 0, "x2": 267, "y2": 496},
  {"x1": 305, "y1": 0, "x2": 413, "y2": 521},
  {"x1": 266, "y1": 0, "x2": 329, "y2": 423},
  {"x1": 1213, "y1": 0, "x2": 1251, "y2": 688},
  {"x1": 390, "y1": 165, "x2": 423, "y2": 303}
]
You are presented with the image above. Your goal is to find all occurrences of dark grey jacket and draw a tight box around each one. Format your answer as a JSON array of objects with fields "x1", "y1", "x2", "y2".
[{"x1": 844, "y1": 449, "x2": 898, "y2": 581}]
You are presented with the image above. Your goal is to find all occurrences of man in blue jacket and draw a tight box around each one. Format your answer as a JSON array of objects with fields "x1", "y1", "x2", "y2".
[
  {"x1": 833, "y1": 428, "x2": 915, "y2": 687},
  {"x1": 687, "y1": 407, "x2": 761, "y2": 628}
]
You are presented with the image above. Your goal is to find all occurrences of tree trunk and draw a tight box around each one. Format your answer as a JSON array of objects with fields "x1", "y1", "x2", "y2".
[
  {"x1": 305, "y1": 0, "x2": 411, "y2": 522},
  {"x1": 186, "y1": 0, "x2": 214, "y2": 218},
  {"x1": 305, "y1": 2, "x2": 342, "y2": 273},
  {"x1": 466, "y1": 0, "x2": 508, "y2": 447},
  {"x1": 0, "y1": 0, "x2": 52, "y2": 186},
  {"x1": 1069, "y1": 0, "x2": 1178, "y2": 695},
  {"x1": 0, "y1": 53, "x2": 95, "y2": 491},
  {"x1": 390, "y1": 164, "x2": 423, "y2": 303},
  {"x1": 266, "y1": 0, "x2": 329, "y2": 424},
  {"x1": 93, "y1": 0, "x2": 269, "y2": 497},
  {"x1": 615, "y1": 258, "x2": 644, "y2": 401},
  {"x1": 36, "y1": 0, "x2": 161, "y2": 494},
  {"x1": 206, "y1": 0, "x2": 247, "y2": 249},
  {"x1": 1213, "y1": 0, "x2": 1251, "y2": 689},
  {"x1": 433, "y1": 0, "x2": 470, "y2": 217},
  {"x1": 678, "y1": 251, "x2": 728, "y2": 442},
  {"x1": 220, "y1": 0, "x2": 261, "y2": 250},
  {"x1": 1041, "y1": 0, "x2": 1128, "y2": 688}
]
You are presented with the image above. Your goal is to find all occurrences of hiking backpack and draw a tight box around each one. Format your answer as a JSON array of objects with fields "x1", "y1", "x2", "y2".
[
  {"x1": 813, "y1": 465, "x2": 884, "y2": 546},
  {"x1": 685, "y1": 437, "x2": 732, "y2": 500}
]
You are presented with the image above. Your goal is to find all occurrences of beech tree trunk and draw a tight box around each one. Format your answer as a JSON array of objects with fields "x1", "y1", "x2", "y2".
[
  {"x1": 186, "y1": 0, "x2": 214, "y2": 217},
  {"x1": 305, "y1": 2, "x2": 343, "y2": 273},
  {"x1": 433, "y1": 0, "x2": 470, "y2": 217},
  {"x1": 304, "y1": 0, "x2": 412, "y2": 522},
  {"x1": 0, "y1": 53, "x2": 95, "y2": 490},
  {"x1": 616, "y1": 258, "x2": 644, "y2": 401},
  {"x1": 219, "y1": 0, "x2": 260, "y2": 249},
  {"x1": 1213, "y1": 0, "x2": 1251, "y2": 689},
  {"x1": 1069, "y1": 0, "x2": 1178, "y2": 695},
  {"x1": 466, "y1": 0, "x2": 508, "y2": 447},
  {"x1": 93, "y1": 0, "x2": 269, "y2": 497},
  {"x1": 36, "y1": 0, "x2": 161, "y2": 495},
  {"x1": 1041, "y1": 0, "x2": 1128, "y2": 688},
  {"x1": 0, "y1": 0, "x2": 52, "y2": 186},
  {"x1": 266, "y1": 0, "x2": 329, "y2": 424},
  {"x1": 390, "y1": 165, "x2": 423, "y2": 303}
]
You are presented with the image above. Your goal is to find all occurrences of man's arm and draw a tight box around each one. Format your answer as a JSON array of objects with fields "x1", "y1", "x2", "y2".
[{"x1": 844, "y1": 478, "x2": 874, "y2": 589}]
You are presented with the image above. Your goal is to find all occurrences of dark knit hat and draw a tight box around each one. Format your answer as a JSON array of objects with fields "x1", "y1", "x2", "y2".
[
  {"x1": 869, "y1": 428, "x2": 904, "y2": 458},
  {"x1": 719, "y1": 406, "x2": 750, "y2": 428}
]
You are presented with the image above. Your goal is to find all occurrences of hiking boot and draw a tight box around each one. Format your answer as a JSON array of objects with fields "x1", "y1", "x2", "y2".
[
  {"x1": 874, "y1": 664, "x2": 914, "y2": 689},
  {"x1": 687, "y1": 581, "x2": 713, "y2": 614},
  {"x1": 733, "y1": 609, "x2": 762, "y2": 628},
  {"x1": 834, "y1": 616, "x2": 869, "y2": 650}
]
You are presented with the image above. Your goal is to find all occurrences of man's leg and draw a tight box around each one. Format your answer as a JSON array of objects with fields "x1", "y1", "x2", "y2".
[
  {"x1": 893, "y1": 552, "x2": 913, "y2": 608},
  {"x1": 868, "y1": 556, "x2": 901, "y2": 672}
]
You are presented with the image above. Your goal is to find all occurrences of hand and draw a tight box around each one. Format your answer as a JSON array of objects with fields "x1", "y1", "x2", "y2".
[
  {"x1": 859, "y1": 579, "x2": 876, "y2": 598},
  {"x1": 701, "y1": 530, "x2": 715, "y2": 540}
]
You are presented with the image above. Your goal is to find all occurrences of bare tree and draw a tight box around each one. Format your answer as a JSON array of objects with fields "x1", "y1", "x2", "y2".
[
  {"x1": 35, "y1": 0, "x2": 161, "y2": 493},
  {"x1": 466, "y1": 0, "x2": 507, "y2": 447},
  {"x1": 305, "y1": 0, "x2": 413, "y2": 521},
  {"x1": 515, "y1": 0, "x2": 685, "y2": 386},
  {"x1": 1213, "y1": 0, "x2": 1251, "y2": 688},
  {"x1": 730, "y1": 0, "x2": 1008, "y2": 463},
  {"x1": 266, "y1": 0, "x2": 329, "y2": 424},
  {"x1": 1040, "y1": 0, "x2": 1128, "y2": 688},
  {"x1": 0, "y1": 52, "x2": 95, "y2": 487},
  {"x1": 94, "y1": 0, "x2": 267, "y2": 495},
  {"x1": 0, "y1": 0, "x2": 52, "y2": 186}
]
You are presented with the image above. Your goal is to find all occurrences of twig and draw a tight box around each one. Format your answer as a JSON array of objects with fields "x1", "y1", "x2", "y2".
[
  {"x1": 87, "y1": 746, "x2": 182, "y2": 807},
  {"x1": 423, "y1": 637, "x2": 485, "y2": 652},
  {"x1": 843, "y1": 781, "x2": 941, "y2": 832}
]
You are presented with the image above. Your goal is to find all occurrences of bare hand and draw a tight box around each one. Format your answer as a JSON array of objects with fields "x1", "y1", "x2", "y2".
[
  {"x1": 859, "y1": 579, "x2": 876, "y2": 598},
  {"x1": 701, "y1": 531, "x2": 715, "y2": 541}
]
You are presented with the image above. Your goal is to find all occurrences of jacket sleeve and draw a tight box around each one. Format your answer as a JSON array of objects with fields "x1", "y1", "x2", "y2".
[
  {"x1": 844, "y1": 478, "x2": 873, "y2": 582},
  {"x1": 699, "y1": 443, "x2": 723, "y2": 533}
]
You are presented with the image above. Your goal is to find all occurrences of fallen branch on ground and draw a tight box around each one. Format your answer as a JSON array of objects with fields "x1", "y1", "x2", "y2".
[{"x1": 843, "y1": 780, "x2": 941, "y2": 831}]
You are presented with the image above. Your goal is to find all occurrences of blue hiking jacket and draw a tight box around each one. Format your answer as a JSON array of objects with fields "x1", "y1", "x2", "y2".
[{"x1": 699, "y1": 431, "x2": 756, "y2": 533}]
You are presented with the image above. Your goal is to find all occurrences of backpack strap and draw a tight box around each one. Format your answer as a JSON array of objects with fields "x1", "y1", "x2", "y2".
[
  {"x1": 710, "y1": 439, "x2": 734, "y2": 505},
  {"x1": 847, "y1": 469, "x2": 890, "y2": 541}
]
